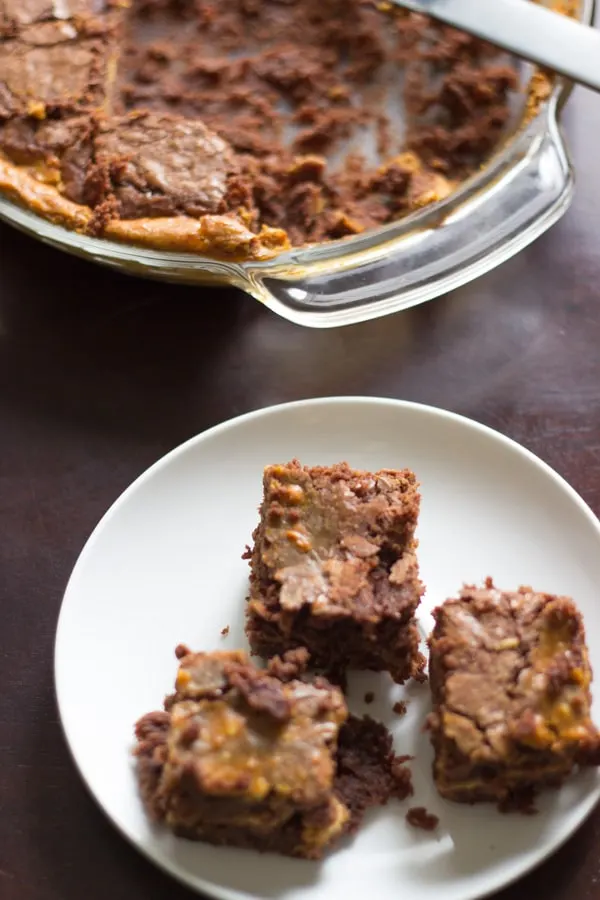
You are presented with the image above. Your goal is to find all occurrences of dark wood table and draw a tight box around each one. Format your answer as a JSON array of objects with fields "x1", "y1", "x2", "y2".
[{"x1": 2, "y1": 85, "x2": 600, "y2": 900}]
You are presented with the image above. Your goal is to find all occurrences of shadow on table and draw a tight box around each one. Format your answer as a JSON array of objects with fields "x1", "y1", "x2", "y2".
[
  {"x1": 0, "y1": 225, "x2": 253, "y2": 443},
  {"x1": 0, "y1": 220, "x2": 560, "y2": 444},
  {"x1": 0, "y1": 225, "x2": 420, "y2": 441}
]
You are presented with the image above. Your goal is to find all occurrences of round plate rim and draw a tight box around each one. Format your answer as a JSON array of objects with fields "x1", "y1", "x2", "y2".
[{"x1": 54, "y1": 396, "x2": 600, "y2": 900}]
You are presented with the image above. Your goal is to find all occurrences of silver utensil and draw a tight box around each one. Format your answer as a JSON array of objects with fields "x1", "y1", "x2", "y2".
[{"x1": 393, "y1": 0, "x2": 600, "y2": 93}]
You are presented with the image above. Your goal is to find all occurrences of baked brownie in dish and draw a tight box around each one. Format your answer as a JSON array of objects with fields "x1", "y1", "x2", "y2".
[
  {"x1": 0, "y1": 0, "x2": 107, "y2": 34},
  {"x1": 134, "y1": 646, "x2": 413, "y2": 857},
  {"x1": 0, "y1": 2, "x2": 119, "y2": 227},
  {"x1": 0, "y1": 0, "x2": 571, "y2": 259},
  {"x1": 245, "y1": 460, "x2": 425, "y2": 684},
  {"x1": 135, "y1": 646, "x2": 349, "y2": 858},
  {"x1": 428, "y1": 580, "x2": 600, "y2": 809}
]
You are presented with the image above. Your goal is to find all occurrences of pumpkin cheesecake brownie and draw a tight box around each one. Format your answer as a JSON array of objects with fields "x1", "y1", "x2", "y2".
[
  {"x1": 245, "y1": 460, "x2": 425, "y2": 684},
  {"x1": 428, "y1": 580, "x2": 600, "y2": 809}
]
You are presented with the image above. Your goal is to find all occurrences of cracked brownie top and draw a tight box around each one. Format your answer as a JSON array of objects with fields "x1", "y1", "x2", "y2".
[{"x1": 429, "y1": 581, "x2": 600, "y2": 768}]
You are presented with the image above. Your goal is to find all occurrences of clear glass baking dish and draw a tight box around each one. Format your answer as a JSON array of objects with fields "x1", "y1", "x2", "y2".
[{"x1": 0, "y1": 0, "x2": 593, "y2": 328}]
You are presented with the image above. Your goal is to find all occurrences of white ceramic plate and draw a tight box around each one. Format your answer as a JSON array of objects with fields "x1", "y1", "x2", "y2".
[{"x1": 55, "y1": 397, "x2": 600, "y2": 900}]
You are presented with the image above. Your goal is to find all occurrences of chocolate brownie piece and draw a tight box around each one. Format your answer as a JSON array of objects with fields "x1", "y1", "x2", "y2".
[
  {"x1": 86, "y1": 111, "x2": 241, "y2": 219},
  {"x1": 134, "y1": 648, "x2": 350, "y2": 859},
  {"x1": 134, "y1": 648, "x2": 414, "y2": 857},
  {"x1": 0, "y1": 20, "x2": 113, "y2": 118},
  {"x1": 405, "y1": 806, "x2": 439, "y2": 831},
  {"x1": 428, "y1": 581, "x2": 600, "y2": 809},
  {"x1": 245, "y1": 460, "x2": 424, "y2": 684},
  {"x1": 335, "y1": 714, "x2": 413, "y2": 831},
  {"x1": 0, "y1": 0, "x2": 108, "y2": 35},
  {"x1": 0, "y1": 114, "x2": 93, "y2": 201}
]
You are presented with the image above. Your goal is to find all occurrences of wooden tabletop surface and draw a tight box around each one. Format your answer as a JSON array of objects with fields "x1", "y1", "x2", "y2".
[{"x1": 2, "y1": 85, "x2": 600, "y2": 900}]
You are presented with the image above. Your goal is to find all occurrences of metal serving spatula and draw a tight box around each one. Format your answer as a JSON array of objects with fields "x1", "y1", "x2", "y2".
[{"x1": 392, "y1": 0, "x2": 600, "y2": 93}]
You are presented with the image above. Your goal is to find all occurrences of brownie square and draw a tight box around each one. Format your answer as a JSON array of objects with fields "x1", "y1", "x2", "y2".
[
  {"x1": 428, "y1": 581, "x2": 600, "y2": 808},
  {"x1": 0, "y1": 0, "x2": 108, "y2": 35},
  {"x1": 87, "y1": 111, "x2": 239, "y2": 218},
  {"x1": 134, "y1": 648, "x2": 350, "y2": 859},
  {"x1": 0, "y1": 113, "x2": 94, "y2": 201},
  {"x1": 0, "y1": 20, "x2": 114, "y2": 119},
  {"x1": 0, "y1": 14, "x2": 120, "y2": 203},
  {"x1": 134, "y1": 647, "x2": 414, "y2": 858},
  {"x1": 245, "y1": 460, "x2": 424, "y2": 684}
]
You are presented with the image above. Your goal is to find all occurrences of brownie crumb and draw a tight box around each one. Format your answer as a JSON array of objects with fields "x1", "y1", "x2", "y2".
[
  {"x1": 413, "y1": 654, "x2": 428, "y2": 683},
  {"x1": 498, "y1": 788, "x2": 538, "y2": 816},
  {"x1": 406, "y1": 807, "x2": 439, "y2": 831},
  {"x1": 220, "y1": 625, "x2": 230, "y2": 636},
  {"x1": 336, "y1": 715, "x2": 413, "y2": 833},
  {"x1": 227, "y1": 664, "x2": 292, "y2": 722},
  {"x1": 174, "y1": 643, "x2": 191, "y2": 660},
  {"x1": 364, "y1": 691, "x2": 375, "y2": 705},
  {"x1": 393, "y1": 700, "x2": 408, "y2": 716},
  {"x1": 267, "y1": 647, "x2": 311, "y2": 682}
]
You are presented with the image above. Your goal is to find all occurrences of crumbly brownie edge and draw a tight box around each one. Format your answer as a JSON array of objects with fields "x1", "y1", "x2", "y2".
[
  {"x1": 169, "y1": 812, "x2": 338, "y2": 860},
  {"x1": 134, "y1": 710, "x2": 413, "y2": 857},
  {"x1": 246, "y1": 613, "x2": 425, "y2": 685},
  {"x1": 0, "y1": 153, "x2": 91, "y2": 226},
  {"x1": 335, "y1": 714, "x2": 413, "y2": 831},
  {"x1": 0, "y1": 154, "x2": 289, "y2": 257}
]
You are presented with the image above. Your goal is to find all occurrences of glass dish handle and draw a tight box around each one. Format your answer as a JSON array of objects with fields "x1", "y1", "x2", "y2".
[{"x1": 247, "y1": 106, "x2": 573, "y2": 328}]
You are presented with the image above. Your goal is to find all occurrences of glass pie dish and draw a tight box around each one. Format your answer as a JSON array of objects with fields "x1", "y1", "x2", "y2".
[{"x1": 0, "y1": 0, "x2": 592, "y2": 328}]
